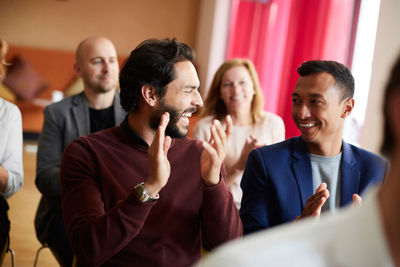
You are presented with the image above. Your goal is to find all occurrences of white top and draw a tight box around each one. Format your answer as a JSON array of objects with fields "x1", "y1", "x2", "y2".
[
  {"x1": 193, "y1": 111, "x2": 285, "y2": 208},
  {"x1": 0, "y1": 98, "x2": 23, "y2": 198},
  {"x1": 196, "y1": 187, "x2": 394, "y2": 267}
]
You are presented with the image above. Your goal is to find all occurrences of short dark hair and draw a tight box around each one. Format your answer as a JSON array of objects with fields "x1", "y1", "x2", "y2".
[
  {"x1": 381, "y1": 55, "x2": 400, "y2": 157},
  {"x1": 119, "y1": 38, "x2": 194, "y2": 112},
  {"x1": 297, "y1": 60, "x2": 355, "y2": 101}
]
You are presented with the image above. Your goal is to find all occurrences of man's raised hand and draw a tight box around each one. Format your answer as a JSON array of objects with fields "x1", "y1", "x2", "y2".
[
  {"x1": 200, "y1": 115, "x2": 232, "y2": 186},
  {"x1": 145, "y1": 112, "x2": 172, "y2": 196}
]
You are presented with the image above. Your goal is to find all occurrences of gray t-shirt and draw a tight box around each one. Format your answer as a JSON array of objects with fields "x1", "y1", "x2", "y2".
[{"x1": 309, "y1": 152, "x2": 342, "y2": 213}]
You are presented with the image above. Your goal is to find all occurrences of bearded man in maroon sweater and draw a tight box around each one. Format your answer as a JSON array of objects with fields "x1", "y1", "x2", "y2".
[{"x1": 59, "y1": 38, "x2": 242, "y2": 266}]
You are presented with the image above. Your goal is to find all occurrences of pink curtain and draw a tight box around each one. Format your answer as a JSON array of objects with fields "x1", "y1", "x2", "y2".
[{"x1": 226, "y1": 0, "x2": 359, "y2": 138}]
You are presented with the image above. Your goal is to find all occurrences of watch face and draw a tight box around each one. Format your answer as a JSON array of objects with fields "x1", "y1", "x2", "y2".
[{"x1": 135, "y1": 184, "x2": 146, "y2": 201}]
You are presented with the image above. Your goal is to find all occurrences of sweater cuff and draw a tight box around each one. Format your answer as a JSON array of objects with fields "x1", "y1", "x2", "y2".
[{"x1": 202, "y1": 177, "x2": 230, "y2": 200}]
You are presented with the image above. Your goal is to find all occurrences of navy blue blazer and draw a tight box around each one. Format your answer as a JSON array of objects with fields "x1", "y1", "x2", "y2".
[{"x1": 240, "y1": 137, "x2": 387, "y2": 235}]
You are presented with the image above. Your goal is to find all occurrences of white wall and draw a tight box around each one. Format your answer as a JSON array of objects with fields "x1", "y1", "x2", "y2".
[
  {"x1": 195, "y1": 0, "x2": 231, "y2": 95},
  {"x1": 360, "y1": 0, "x2": 400, "y2": 155}
]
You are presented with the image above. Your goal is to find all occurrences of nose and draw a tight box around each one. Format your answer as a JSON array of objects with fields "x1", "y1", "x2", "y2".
[
  {"x1": 232, "y1": 82, "x2": 241, "y2": 93},
  {"x1": 102, "y1": 61, "x2": 110, "y2": 73},
  {"x1": 193, "y1": 90, "x2": 203, "y2": 108},
  {"x1": 294, "y1": 104, "x2": 311, "y2": 119}
]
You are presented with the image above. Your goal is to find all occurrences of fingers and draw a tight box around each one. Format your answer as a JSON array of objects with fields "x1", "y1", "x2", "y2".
[
  {"x1": 225, "y1": 115, "x2": 233, "y2": 138},
  {"x1": 159, "y1": 112, "x2": 170, "y2": 134},
  {"x1": 316, "y1": 182, "x2": 327, "y2": 192},
  {"x1": 311, "y1": 195, "x2": 328, "y2": 216},
  {"x1": 352, "y1": 193, "x2": 362, "y2": 206},
  {"x1": 301, "y1": 184, "x2": 329, "y2": 218},
  {"x1": 147, "y1": 112, "x2": 171, "y2": 193},
  {"x1": 202, "y1": 141, "x2": 218, "y2": 158},
  {"x1": 245, "y1": 135, "x2": 257, "y2": 145},
  {"x1": 150, "y1": 112, "x2": 170, "y2": 156},
  {"x1": 208, "y1": 119, "x2": 227, "y2": 158},
  {"x1": 163, "y1": 136, "x2": 172, "y2": 155},
  {"x1": 200, "y1": 141, "x2": 221, "y2": 185},
  {"x1": 155, "y1": 112, "x2": 169, "y2": 147},
  {"x1": 159, "y1": 113, "x2": 171, "y2": 155}
]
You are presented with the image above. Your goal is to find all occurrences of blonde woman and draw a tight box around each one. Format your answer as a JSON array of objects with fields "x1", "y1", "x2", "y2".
[{"x1": 193, "y1": 58, "x2": 285, "y2": 208}]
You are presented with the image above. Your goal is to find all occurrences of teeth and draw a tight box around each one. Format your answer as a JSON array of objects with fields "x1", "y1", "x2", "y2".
[
  {"x1": 182, "y1": 112, "x2": 192, "y2": 118},
  {"x1": 299, "y1": 123, "x2": 314, "y2": 128}
]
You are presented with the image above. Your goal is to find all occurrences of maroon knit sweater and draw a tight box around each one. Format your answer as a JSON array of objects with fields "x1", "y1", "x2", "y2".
[{"x1": 60, "y1": 124, "x2": 242, "y2": 267}]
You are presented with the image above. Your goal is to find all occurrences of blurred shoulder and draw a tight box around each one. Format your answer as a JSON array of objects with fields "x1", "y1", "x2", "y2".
[
  {"x1": 45, "y1": 92, "x2": 86, "y2": 113},
  {"x1": 195, "y1": 115, "x2": 214, "y2": 128},
  {"x1": 0, "y1": 97, "x2": 21, "y2": 120},
  {"x1": 258, "y1": 111, "x2": 284, "y2": 126}
]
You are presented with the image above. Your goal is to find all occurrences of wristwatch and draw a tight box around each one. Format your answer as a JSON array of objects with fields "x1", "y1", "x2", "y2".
[{"x1": 134, "y1": 182, "x2": 159, "y2": 202}]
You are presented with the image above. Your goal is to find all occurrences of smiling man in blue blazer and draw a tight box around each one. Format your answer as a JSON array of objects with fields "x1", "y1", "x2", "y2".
[{"x1": 240, "y1": 60, "x2": 387, "y2": 235}]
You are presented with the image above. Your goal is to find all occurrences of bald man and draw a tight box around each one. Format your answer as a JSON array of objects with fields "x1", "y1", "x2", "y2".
[{"x1": 34, "y1": 36, "x2": 126, "y2": 266}]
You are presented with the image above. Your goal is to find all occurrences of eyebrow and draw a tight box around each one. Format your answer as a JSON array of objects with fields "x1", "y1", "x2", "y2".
[
  {"x1": 309, "y1": 93, "x2": 324, "y2": 98},
  {"x1": 291, "y1": 92, "x2": 324, "y2": 98}
]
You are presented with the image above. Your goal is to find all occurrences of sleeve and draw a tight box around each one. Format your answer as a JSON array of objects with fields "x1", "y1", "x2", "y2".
[
  {"x1": 60, "y1": 139, "x2": 154, "y2": 266},
  {"x1": 239, "y1": 149, "x2": 272, "y2": 235},
  {"x1": 0, "y1": 105, "x2": 23, "y2": 198},
  {"x1": 35, "y1": 106, "x2": 65, "y2": 197},
  {"x1": 200, "y1": 170, "x2": 243, "y2": 248}
]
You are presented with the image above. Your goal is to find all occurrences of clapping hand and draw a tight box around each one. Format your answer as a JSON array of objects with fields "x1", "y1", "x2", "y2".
[
  {"x1": 200, "y1": 115, "x2": 233, "y2": 186},
  {"x1": 297, "y1": 183, "x2": 330, "y2": 220},
  {"x1": 145, "y1": 112, "x2": 172, "y2": 196}
]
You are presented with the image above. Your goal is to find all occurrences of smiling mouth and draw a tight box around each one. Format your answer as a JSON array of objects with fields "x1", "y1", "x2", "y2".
[
  {"x1": 181, "y1": 112, "x2": 193, "y2": 119},
  {"x1": 298, "y1": 123, "x2": 315, "y2": 128},
  {"x1": 180, "y1": 108, "x2": 196, "y2": 122}
]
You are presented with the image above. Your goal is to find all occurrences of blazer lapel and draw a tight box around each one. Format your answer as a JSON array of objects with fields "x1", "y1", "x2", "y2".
[
  {"x1": 71, "y1": 92, "x2": 90, "y2": 136},
  {"x1": 291, "y1": 137, "x2": 313, "y2": 209},
  {"x1": 340, "y1": 141, "x2": 360, "y2": 206},
  {"x1": 113, "y1": 91, "x2": 126, "y2": 125}
]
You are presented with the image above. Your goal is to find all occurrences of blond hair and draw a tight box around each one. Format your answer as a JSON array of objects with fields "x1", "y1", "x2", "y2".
[{"x1": 200, "y1": 58, "x2": 264, "y2": 122}]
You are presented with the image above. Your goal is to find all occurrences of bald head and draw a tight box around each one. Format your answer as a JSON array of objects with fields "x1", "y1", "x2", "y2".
[
  {"x1": 74, "y1": 36, "x2": 119, "y2": 94},
  {"x1": 76, "y1": 36, "x2": 116, "y2": 64}
]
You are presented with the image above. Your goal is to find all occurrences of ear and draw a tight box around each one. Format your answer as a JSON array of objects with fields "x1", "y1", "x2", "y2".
[
  {"x1": 341, "y1": 98, "x2": 354, "y2": 118},
  {"x1": 141, "y1": 85, "x2": 159, "y2": 107},
  {"x1": 74, "y1": 63, "x2": 82, "y2": 77}
]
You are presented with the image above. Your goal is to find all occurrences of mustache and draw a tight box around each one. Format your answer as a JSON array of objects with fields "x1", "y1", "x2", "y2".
[{"x1": 181, "y1": 107, "x2": 196, "y2": 115}]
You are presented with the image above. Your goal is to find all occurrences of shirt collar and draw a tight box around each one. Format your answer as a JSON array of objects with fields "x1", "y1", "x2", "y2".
[{"x1": 121, "y1": 115, "x2": 149, "y2": 147}]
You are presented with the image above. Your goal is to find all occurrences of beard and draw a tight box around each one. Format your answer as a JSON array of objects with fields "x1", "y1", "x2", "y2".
[
  {"x1": 150, "y1": 101, "x2": 195, "y2": 139},
  {"x1": 83, "y1": 73, "x2": 117, "y2": 94}
]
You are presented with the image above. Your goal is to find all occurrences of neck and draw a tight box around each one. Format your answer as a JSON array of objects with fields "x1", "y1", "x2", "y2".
[
  {"x1": 84, "y1": 88, "x2": 115, "y2": 109},
  {"x1": 305, "y1": 137, "x2": 342, "y2": 156},
  {"x1": 127, "y1": 111, "x2": 156, "y2": 145},
  {"x1": 377, "y1": 155, "x2": 400, "y2": 265},
  {"x1": 229, "y1": 109, "x2": 253, "y2": 126}
]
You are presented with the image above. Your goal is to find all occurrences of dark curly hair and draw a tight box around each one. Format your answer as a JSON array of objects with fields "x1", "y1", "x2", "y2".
[{"x1": 119, "y1": 38, "x2": 194, "y2": 112}]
